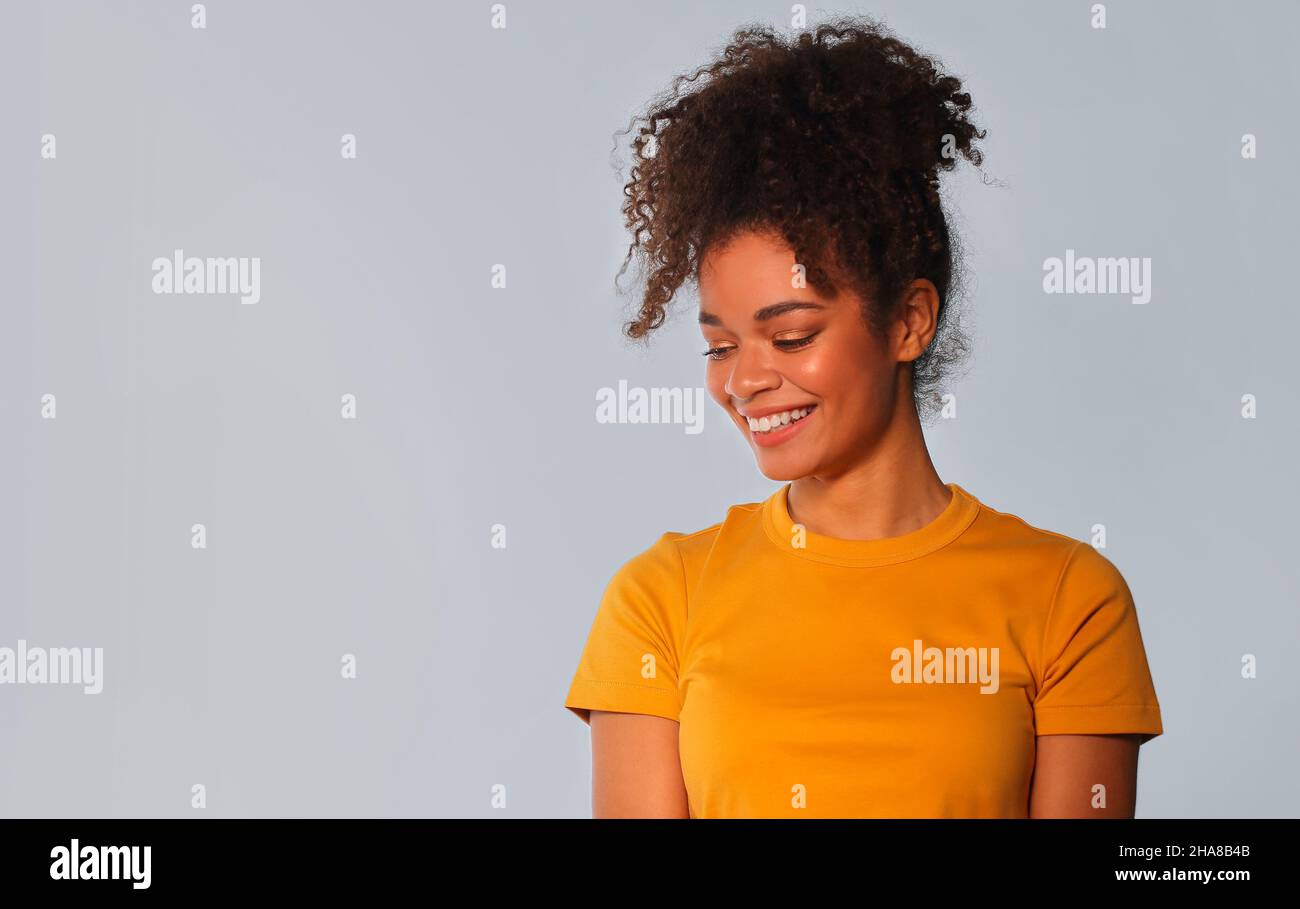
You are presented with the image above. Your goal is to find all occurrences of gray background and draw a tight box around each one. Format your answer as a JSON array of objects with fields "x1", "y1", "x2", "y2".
[{"x1": 1, "y1": 0, "x2": 1296, "y2": 818}]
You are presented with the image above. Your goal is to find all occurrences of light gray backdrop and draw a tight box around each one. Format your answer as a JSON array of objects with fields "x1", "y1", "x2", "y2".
[{"x1": 1, "y1": 0, "x2": 1296, "y2": 818}]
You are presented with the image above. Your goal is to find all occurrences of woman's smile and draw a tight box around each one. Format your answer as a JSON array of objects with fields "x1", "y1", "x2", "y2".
[{"x1": 741, "y1": 403, "x2": 819, "y2": 447}]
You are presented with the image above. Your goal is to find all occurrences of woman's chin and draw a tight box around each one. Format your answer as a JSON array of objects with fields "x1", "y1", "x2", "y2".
[{"x1": 752, "y1": 454, "x2": 816, "y2": 483}]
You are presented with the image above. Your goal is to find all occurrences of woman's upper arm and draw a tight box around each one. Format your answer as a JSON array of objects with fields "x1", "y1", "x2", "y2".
[
  {"x1": 1029, "y1": 733, "x2": 1143, "y2": 818},
  {"x1": 589, "y1": 710, "x2": 690, "y2": 818}
]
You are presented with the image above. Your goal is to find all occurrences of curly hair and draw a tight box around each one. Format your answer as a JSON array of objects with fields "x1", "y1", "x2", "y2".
[{"x1": 613, "y1": 14, "x2": 988, "y2": 423}]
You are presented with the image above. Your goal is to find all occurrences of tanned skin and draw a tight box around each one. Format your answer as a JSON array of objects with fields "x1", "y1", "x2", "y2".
[{"x1": 587, "y1": 230, "x2": 1145, "y2": 819}]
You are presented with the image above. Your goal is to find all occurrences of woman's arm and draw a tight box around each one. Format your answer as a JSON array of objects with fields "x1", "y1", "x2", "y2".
[
  {"x1": 588, "y1": 710, "x2": 690, "y2": 818},
  {"x1": 1029, "y1": 733, "x2": 1144, "y2": 817}
]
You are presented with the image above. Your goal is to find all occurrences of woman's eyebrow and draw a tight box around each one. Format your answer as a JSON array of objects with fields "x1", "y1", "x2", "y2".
[{"x1": 698, "y1": 300, "x2": 827, "y2": 327}]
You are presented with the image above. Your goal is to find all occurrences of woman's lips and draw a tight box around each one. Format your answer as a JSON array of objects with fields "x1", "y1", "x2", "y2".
[{"x1": 746, "y1": 404, "x2": 817, "y2": 448}]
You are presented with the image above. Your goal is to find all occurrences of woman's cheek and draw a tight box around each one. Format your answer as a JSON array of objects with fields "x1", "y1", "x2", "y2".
[{"x1": 790, "y1": 348, "x2": 835, "y2": 390}]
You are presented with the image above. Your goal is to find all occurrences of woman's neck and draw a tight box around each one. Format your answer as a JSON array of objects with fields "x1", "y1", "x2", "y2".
[{"x1": 785, "y1": 409, "x2": 950, "y2": 542}]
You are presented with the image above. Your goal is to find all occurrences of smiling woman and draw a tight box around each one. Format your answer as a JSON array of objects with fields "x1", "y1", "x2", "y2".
[{"x1": 564, "y1": 13, "x2": 1163, "y2": 818}]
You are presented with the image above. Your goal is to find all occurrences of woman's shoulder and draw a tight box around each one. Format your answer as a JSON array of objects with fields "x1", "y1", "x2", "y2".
[
  {"x1": 961, "y1": 489, "x2": 1130, "y2": 582},
  {"x1": 662, "y1": 494, "x2": 768, "y2": 547},
  {"x1": 616, "y1": 495, "x2": 768, "y2": 581}
]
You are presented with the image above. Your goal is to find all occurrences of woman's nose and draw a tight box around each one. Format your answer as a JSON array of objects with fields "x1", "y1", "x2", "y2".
[{"x1": 723, "y1": 345, "x2": 781, "y2": 400}]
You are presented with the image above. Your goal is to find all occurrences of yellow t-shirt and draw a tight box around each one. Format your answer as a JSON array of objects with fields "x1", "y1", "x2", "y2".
[{"x1": 564, "y1": 481, "x2": 1164, "y2": 818}]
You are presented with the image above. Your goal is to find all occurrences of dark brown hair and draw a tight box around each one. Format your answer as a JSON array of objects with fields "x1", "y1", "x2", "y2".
[{"x1": 613, "y1": 14, "x2": 988, "y2": 422}]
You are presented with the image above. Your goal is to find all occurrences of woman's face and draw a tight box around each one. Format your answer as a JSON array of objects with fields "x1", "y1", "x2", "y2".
[{"x1": 697, "y1": 229, "x2": 904, "y2": 482}]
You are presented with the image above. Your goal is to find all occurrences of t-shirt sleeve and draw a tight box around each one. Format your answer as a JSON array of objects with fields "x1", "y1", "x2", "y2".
[
  {"x1": 1033, "y1": 541, "x2": 1164, "y2": 744},
  {"x1": 564, "y1": 532, "x2": 687, "y2": 726}
]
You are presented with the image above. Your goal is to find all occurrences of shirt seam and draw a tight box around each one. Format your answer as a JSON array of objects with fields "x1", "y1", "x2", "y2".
[
  {"x1": 1034, "y1": 704, "x2": 1160, "y2": 711},
  {"x1": 1035, "y1": 540, "x2": 1085, "y2": 696},
  {"x1": 668, "y1": 534, "x2": 688, "y2": 676},
  {"x1": 570, "y1": 679, "x2": 675, "y2": 694}
]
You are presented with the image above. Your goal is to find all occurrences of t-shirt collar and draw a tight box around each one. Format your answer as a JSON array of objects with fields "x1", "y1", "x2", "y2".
[{"x1": 761, "y1": 481, "x2": 981, "y2": 567}]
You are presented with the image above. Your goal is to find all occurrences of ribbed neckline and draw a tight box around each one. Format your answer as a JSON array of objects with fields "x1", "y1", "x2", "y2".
[{"x1": 761, "y1": 481, "x2": 981, "y2": 567}]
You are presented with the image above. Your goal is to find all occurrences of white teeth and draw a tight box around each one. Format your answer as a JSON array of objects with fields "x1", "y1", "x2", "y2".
[{"x1": 747, "y1": 406, "x2": 814, "y2": 433}]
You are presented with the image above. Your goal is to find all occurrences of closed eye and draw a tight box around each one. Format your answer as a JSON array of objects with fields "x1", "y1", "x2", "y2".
[
  {"x1": 775, "y1": 334, "x2": 817, "y2": 350},
  {"x1": 702, "y1": 333, "x2": 818, "y2": 360}
]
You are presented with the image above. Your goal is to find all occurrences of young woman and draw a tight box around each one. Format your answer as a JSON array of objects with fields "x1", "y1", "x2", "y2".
[{"x1": 564, "y1": 16, "x2": 1162, "y2": 818}]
